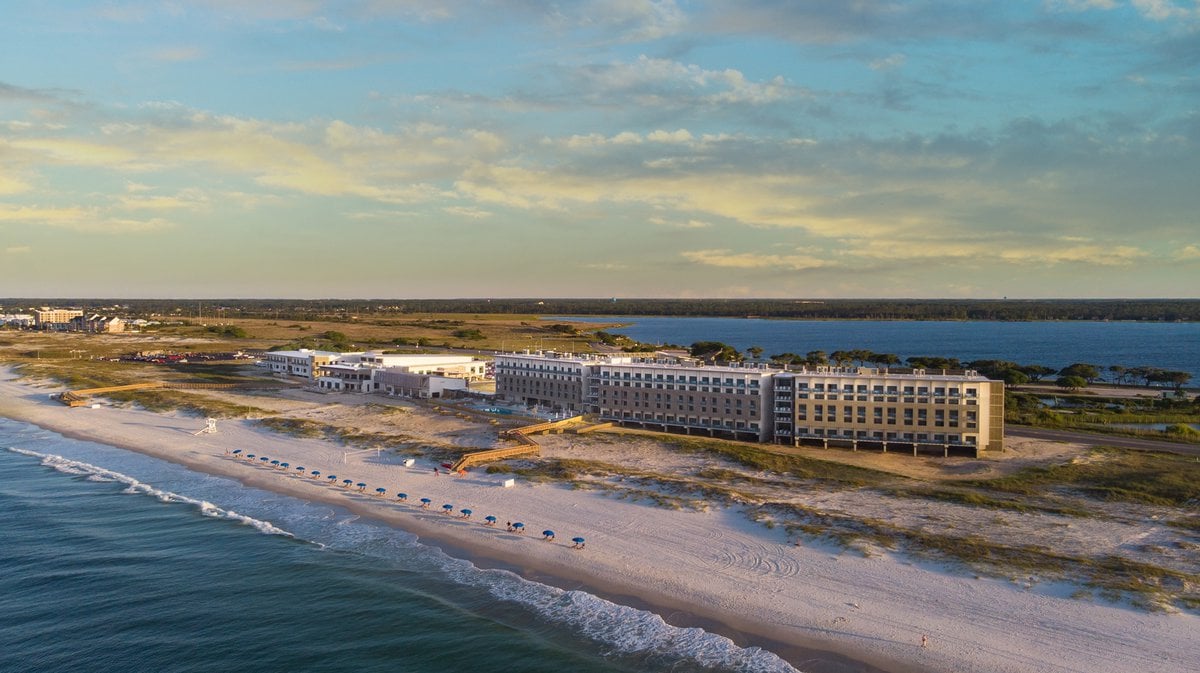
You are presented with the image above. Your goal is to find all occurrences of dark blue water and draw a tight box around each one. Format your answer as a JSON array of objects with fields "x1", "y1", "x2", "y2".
[
  {"x1": 555, "y1": 318, "x2": 1200, "y2": 380},
  {"x1": 0, "y1": 418, "x2": 800, "y2": 673}
]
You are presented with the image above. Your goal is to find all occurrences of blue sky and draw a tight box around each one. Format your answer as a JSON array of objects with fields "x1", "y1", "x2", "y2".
[{"x1": 1, "y1": 0, "x2": 1198, "y2": 298}]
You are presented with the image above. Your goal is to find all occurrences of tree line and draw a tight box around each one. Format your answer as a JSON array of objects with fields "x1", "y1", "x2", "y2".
[
  {"x1": 4, "y1": 298, "x2": 1200, "y2": 322},
  {"x1": 685, "y1": 342, "x2": 1193, "y2": 392}
]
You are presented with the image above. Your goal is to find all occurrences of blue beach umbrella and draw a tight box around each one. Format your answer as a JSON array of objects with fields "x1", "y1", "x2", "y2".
[
  {"x1": 342, "y1": 479, "x2": 353, "y2": 487},
  {"x1": 460, "y1": 509, "x2": 472, "y2": 518},
  {"x1": 270, "y1": 460, "x2": 280, "y2": 466},
  {"x1": 513, "y1": 522, "x2": 525, "y2": 531},
  {"x1": 419, "y1": 498, "x2": 432, "y2": 508},
  {"x1": 246, "y1": 454, "x2": 255, "y2": 459},
  {"x1": 280, "y1": 462, "x2": 289, "y2": 469},
  {"x1": 356, "y1": 482, "x2": 367, "y2": 492},
  {"x1": 484, "y1": 515, "x2": 497, "y2": 524},
  {"x1": 442, "y1": 504, "x2": 454, "y2": 513},
  {"x1": 260, "y1": 456, "x2": 270, "y2": 462},
  {"x1": 396, "y1": 492, "x2": 407, "y2": 501},
  {"x1": 376, "y1": 487, "x2": 387, "y2": 496},
  {"x1": 571, "y1": 537, "x2": 585, "y2": 548},
  {"x1": 542, "y1": 530, "x2": 555, "y2": 539},
  {"x1": 296, "y1": 466, "x2": 305, "y2": 473},
  {"x1": 232, "y1": 449, "x2": 242, "y2": 455}
]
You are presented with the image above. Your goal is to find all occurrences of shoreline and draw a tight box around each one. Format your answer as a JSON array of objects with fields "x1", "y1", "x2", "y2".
[
  {"x1": 0, "y1": 383, "x2": 897, "y2": 673},
  {"x1": 1, "y1": 368, "x2": 1196, "y2": 673}
]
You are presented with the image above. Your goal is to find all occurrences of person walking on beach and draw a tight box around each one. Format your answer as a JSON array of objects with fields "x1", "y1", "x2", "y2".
[
  {"x1": 433, "y1": 467, "x2": 438, "y2": 476},
  {"x1": 921, "y1": 635, "x2": 928, "y2": 649}
]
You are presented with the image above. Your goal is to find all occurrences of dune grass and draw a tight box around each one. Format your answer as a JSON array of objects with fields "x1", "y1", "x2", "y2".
[{"x1": 965, "y1": 448, "x2": 1200, "y2": 507}]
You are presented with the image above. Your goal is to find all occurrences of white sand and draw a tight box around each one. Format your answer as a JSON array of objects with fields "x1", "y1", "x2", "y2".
[{"x1": 0, "y1": 370, "x2": 1195, "y2": 673}]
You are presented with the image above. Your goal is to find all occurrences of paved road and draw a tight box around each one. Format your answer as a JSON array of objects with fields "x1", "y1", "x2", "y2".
[{"x1": 1007, "y1": 426, "x2": 1200, "y2": 457}]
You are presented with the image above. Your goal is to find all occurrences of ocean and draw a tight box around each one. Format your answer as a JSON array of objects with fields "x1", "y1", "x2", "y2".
[
  {"x1": 0, "y1": 417, "x2": 806, "y2": 673},
  {"x1": 552, "y1": 317, "x2": 1200, "y2": 381}
]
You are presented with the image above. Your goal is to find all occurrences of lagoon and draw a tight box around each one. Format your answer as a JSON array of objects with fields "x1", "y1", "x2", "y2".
[{"x1": 553, "y1": 317, "x2": 1200, "y2": 381}]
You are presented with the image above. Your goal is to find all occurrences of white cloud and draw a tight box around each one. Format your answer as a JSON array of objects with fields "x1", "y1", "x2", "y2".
[
  {"x1": 443, "y1": 205, "x2": 492, "y2": 219},
  {"x1": 681, "y1": 248, "x2": 833, "y2": 270},
  {"x1": 1174, "y1": 244, "x2": 1200, "y2": 260},
  {"x1": 579, "y1": 56, "x2": 799, "y2": 107},
  {"x1": 869, "y1": 53, "x2": 906, "y2": 71},
  {"x1": 1131, "y1": 0, "x2": 1199, "y2": 20}
]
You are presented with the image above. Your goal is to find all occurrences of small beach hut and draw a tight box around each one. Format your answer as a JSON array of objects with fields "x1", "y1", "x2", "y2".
[
  {"x1": 442, "y1": 504, "x2": 454, "y2": 514},
  {"x1": 375, "y1": 487, "x2": 387, "y2": 497},
  {"x1": 419, "y1": 498, "x2": 432, "y2": 509},
  {"x1": 460, "y1": 508, "x2": 472, "y2": 518},
  {"x1": 542, "y1": 530, "x2": 555, "y2": 540},
  {"x1": 484, "y1": 515, "x2": 497, "y2": 526},
  {"x1": 396, "y1": 492, "x2": 407, "y2": 501}
]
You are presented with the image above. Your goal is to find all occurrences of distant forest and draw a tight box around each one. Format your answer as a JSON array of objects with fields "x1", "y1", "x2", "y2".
[{"x1": 3, "y1": 298, "x2": 1199, "y2": 322}]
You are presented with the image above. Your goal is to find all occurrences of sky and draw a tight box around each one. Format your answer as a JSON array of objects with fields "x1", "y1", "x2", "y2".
[{"x1": 1, "y1": 0, "x2": 1198, "y2": 299}]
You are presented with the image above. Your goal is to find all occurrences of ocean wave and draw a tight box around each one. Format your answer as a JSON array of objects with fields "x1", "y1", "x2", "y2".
[
  {"x1": 7, "y1": 446, "x2": 294, "y2": 538},
  {"x1": 440, "y1": 556, "x2": 800, "y2": 673},
  {"x1": 7, "y1": 440, "x2": 797, "y2": 672}
]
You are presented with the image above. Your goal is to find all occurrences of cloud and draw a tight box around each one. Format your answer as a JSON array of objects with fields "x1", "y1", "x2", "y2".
[
  {"x1": 443, "y1": 205, "x2": 492, "y2": 218},
  {"x1": 1047, "y1": 0, "x2": 1119, "y2": 11},
  {"x1": 1172, "y1": 244, "x2": 1200, "y2": 260},
  {"x1": 150, "y1": 46, "x2": 204, "y2": 62},
  {"x1": 1131, "y1": 0, "x2": 1200, "y2": 21},
  {"x1": 0, "y1": 203, "x2": 174, "y2": 233},
  {"x1": 869, "y1": 53, "x2": 906, "y2": 71},
  {"x1": 573, "y1": 56, "x2": 802, "y2": 108},
  {"x1": 681, "y1": 248, "x2": 834, "y2": 271}
]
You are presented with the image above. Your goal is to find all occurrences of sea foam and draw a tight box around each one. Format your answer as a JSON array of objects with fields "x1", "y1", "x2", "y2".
[
  {"x1": 8, "y1": 446, "x2": 294, "y2": 537},
  {"x1": 7, "y1": 440, "x2": 800, "y2": 673}
]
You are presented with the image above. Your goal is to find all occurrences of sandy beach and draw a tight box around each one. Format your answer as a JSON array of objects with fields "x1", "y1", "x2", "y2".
[{"x1": 1, "y1": 367, "x2": 1196, "y2": 673}]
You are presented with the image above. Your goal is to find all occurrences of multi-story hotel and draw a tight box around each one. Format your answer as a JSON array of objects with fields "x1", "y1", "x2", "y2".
[
  {"x1": 34, "y1": 308, "x2": 84, "y2": 330},
  {"x1": 494, "y1": 351, "x2": 1004, "y2": 456},
  {"x1": 771, "y1": 368, "x2": 1003, "y2": 454}
]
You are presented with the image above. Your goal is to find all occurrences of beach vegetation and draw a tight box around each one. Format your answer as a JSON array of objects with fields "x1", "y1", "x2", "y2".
[
  {"x1": 651, "y1": 434, "x2": 901, "y2": 487},
  {"x1": 965, "y1": 448, "x2": 1200, "y2": 507}
]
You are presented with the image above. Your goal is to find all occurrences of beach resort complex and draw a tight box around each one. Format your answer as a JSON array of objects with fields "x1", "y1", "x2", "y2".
[{"x1": 494, "y1": 352, "x2": 1004, "y2": 456}]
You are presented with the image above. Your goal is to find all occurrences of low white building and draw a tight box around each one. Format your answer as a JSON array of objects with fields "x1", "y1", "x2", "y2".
[
  {"x1": 375, "y1": 370, "x2": 469, "y2": 399},
  {"x1": 263, "y1": 349, "x2": 346, "y2": 379},
  {"x1": 0, "y1": 314, "x2": 34, "y2": 327}
]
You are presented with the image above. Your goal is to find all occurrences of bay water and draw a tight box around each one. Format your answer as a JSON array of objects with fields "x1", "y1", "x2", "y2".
[{"x1": 554, "y1": 318, "x2": 1200, "y2": 380}]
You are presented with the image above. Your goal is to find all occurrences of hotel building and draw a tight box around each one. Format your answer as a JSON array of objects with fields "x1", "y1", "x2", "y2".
[
  {"x1": 494, "y1": 352, "x2": 1003, "y2": 456},
  {"x1": 771, "y1": 368, "x2": 1004, "y2": 454}
]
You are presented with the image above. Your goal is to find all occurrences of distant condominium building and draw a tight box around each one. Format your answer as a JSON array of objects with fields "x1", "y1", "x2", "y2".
[
  {"x1": 493, "y1": 351, "x2": 1004, "y2": 456},
  {"x1": 34, "y1": 308, "x2": 84, "y2": 330}
]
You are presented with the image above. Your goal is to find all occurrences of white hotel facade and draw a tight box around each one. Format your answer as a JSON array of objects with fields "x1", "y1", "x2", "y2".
[{"x1": 495, "y1": 351, "x2": 1003, "y2": 456}]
